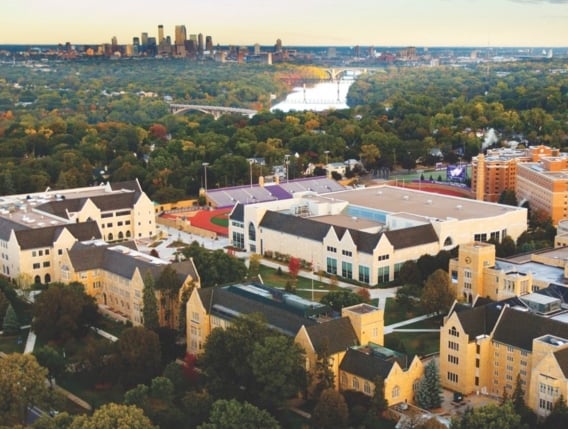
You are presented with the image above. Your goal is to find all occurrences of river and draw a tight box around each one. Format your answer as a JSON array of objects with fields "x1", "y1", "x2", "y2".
[{"x1": 270, "y1": 79, "x2": 355, "y2": 113}]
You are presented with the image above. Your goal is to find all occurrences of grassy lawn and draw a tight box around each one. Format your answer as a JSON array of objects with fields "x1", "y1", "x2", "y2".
[
  {"x1": 58, "y1": 373, "x2": 125, "y2": 409},
  {"x1": 384, "y1": 331, "x2": 440, "y2": 357},
  {"x1": 258, "y1": 265, "x2": 336, "y2": 296},
  {"x1": 210, "y1": 215, "x2": 229, "y2": 228},
  {"x1": 402, "y1": 316, "x2": 443, "y2": 330},
  {"x1": 0, "y1": 330, "x2": 28, "y2": 354},
  {"x1": 384, "y1": 298, "x2": 427, "y2": 325}
]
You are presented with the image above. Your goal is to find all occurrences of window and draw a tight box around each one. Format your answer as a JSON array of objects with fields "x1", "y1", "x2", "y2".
[
  {"x1": 341, "y1": 261, "x2": 353, "y2": 279},
  {"x1": 327, "y1": 246, "x2": 337, "y2": 253},
  {"x1": 448, "y1": 341, "x2": 459, "y2": 351},
  {"x1": 248, "y1": 222, "x2": 256, "y2": 241},
  {"x1": 447, "y1": 372, "x2": 459, "y2": 383},
  {"x1": 32, "y1": 263, "x2": 40, "y2": 269},
  {"x1": 326, "y1": 257, "x2": 337, "y2": 275},
  {"x1": 232, "y1": 232, "x2": 244, "y2": 249},
  {"x1": 476, "y1": 344, "x2": 481, "y2": 354},
  {"x1": 378, "y1": 254, "x2": 389, "y2": 261},
  {"x1": 43, "y1": 261, "x2": 50, "y2": 268},
  {"x1": 449, "y1": 327, "x2": 459, "y2": 337},
  {"x1": 364, "y1": 381, "x2": 371, "y2": 394},
  {"x1": 58, "y1": 249, "x2": 63, "y2": 255},
  {"x1": 340, "y1": 373, "x2": 347, "y2": 387},
  {"x1": 448, "y1": 355, "x2": 459, "y2": 365},
  {"x1": 353, "y1": 377, "x2": 360, "y2": 390},
  {"x1": 377, "y1": 266, "x2": 389, "y2": 283},
  {"x1": 392, "y1": 385, "x2": 400, "y2": 398},
  {"x1": 476, "y1": 358, "x2": 480, "y2": 368},
  {"x1": 358, "y1": 266, "x2": 370, "y2": 283},
  {"x1": 342, "y1": 250, "x2": 352, "y2": 257}
]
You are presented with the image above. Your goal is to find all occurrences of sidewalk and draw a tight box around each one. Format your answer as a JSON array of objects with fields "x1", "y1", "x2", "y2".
[{"x1": 384, "y1": 313, "x2": 436, "y2": 334}]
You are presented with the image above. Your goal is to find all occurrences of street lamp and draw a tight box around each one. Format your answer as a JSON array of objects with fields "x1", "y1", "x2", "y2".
[
  {"x1": 284, "y1": 154, "x2": 290, "y2": 183},
  {"x1": 202, "y1": 162, "x2": 209, "y2": 193},
  {"x1": 324, "y1": 150, "x2": 330, "y2": 177},
  {"x1": 249, "y1": 159, "x2": 255, "y2": 188}
]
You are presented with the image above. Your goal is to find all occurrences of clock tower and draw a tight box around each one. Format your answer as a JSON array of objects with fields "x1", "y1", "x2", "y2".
[{"x1": 451, "y1": 242, "x2": 496, "y2": 303}]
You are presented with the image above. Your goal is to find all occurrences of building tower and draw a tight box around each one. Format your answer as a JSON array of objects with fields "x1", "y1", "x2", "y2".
[
  {"x1": 475, "y1": 153, "x2": 485, "y2": 201},
  {"x1": 198, "y1": 33, "x2": 204, "y2": 55},
  {"x1": 158, "y1": 25, "x2": 164, "y2": 43},
  {"x1": 205, "y1": 36, "x2": 213, "y2": 52},
  {"x1": 175, "y1": 25, "x2": 187, "y2": 46}
]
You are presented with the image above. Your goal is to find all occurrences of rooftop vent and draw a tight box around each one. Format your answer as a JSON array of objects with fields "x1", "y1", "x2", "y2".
[
  {"x1": 403, "y1": 195, "x2": 409, "y2": 200},
  {"x1": 456, "y1": 204, "x2": 463, "y2": 210},
  {"x1": 426, "y1": 199, "x2": 432, "y2": 205}
]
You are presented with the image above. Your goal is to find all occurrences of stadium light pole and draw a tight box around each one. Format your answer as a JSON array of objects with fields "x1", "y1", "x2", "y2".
[
  {"x1": 202, "y1": 162, "x2": 209, "y2": 194},
  {"x1": 249, "y1": 159, "x2": 254, "y2": 188}
]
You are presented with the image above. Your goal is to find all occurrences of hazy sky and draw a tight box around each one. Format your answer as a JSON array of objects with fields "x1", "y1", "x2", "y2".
[{"x1": 2, "y1": 0, "x2": 568, "y2": 47}]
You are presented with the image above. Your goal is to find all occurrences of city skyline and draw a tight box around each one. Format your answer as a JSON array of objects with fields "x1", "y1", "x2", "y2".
[{"x1": 2, "y1": 0, "x2": 568, "y2": 47}]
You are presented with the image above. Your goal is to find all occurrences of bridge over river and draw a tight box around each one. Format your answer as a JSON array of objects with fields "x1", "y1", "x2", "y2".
[{"x1": 169, "y1": 103, "x2": 257, "y2": 119}]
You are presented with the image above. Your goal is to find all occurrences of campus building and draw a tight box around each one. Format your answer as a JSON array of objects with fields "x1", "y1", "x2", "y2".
[
  {"x1": 470, "y1": 144, "x2": 568, "y2": 226},
  {"x1": 229, "y1": 185, "x2": 527, "y2": 286},
  {"x1": 60, "y1": 241, "x2": 199, "y2": 328},
  {"x1": 186, "y1": 281, "x2": 424, "y2": 406},
  {"x1": 0, "y1": 180, "x2": 156, "y2": 286},
  {"x1": 440, "y1": 295, "x2": 568, "y2": 419}
]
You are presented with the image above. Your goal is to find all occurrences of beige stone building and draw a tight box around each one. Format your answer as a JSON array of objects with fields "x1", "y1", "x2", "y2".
[
  {"x1": 60, "y1": 241, "x2": 199, "y2": 328},
  {"x1": 187, "y1": 281, "x2": 424, "y2": 406},
  {"x1": 230, "y1": 185, "x2": 527, "y2": 286},
  {"x1": 0, "y1": 180, "x2": 157, "y2": 286},
  {"x1": 440, "y1": 297, "x2": 568, "y2": 418}
]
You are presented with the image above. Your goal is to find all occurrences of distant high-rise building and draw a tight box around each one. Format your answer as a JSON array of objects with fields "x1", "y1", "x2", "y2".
[
  {"x1": 275, "y1": 38, "x2": 282, "y2": 53},
  {"x1": 198, "y1": 33, "x2": 204, "y2": 55},
  {"x1": 205, "y1": 36, "x2": 213, "y2": 52},
  {"x1": 254, "y1": 43, "x2": 261, "y2": 55},
  {"x1": 175, "y1": 25, "x2": 187, "y2": 46},
  {"x1": 111, "y1": 36, "x2": 118, "y2": 47},
  {"x1": 158, "y1": 25, "x2": 164, "y2": 43},
  {"x1": 141, "y1": 32, "x2": 148, "y2": 46}
]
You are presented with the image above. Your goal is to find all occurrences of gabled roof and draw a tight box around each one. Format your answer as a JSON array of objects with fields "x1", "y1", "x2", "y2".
[
  {"x1": 305, "y1": 317, "x2": 359, "y2": 355},
  {"x1": 36, "y1": 192, "x2": 137, "y2": 219},
  {"x1": 339, "y1": 348, "x2": 396, "y2": 381},
  {"x1": 0, "y1": 217, "x2": 29, "y2": 241},
  {"x1": 383, "y1": 224, "x2": 438, "y2": 250},
  {"x1": 554, "y1": 348, "x2": 568, "y2": 378},
  {"x1": 110, "y1": 180, "x2": 142, "y2": 194},
  {"x1": 455, "y1": 303, "x2": 502, "y2": 341},
  {"x1": 331, "y1": 227, "x2": 380, "y2": 255},
  {"x1": 67, "y1": 242, "x2": 196, "y2": 286},
  {"x1": 15, "y1": 221, "x2": 101, "y2": 250},
  {"x1": 229, "y1": 203, "x2": 244, "y2": 223},
  {"x1": 493, "y1": 307, "x2": 568, "y2": 351},
  {"x1": 198, "y1": 286, "x2": 318, "y2": 336},
  {"x1": 259, "y1": 211, "x2": 330, "y2": 242}
]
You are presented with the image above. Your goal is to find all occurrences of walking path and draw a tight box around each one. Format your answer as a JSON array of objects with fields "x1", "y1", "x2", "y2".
[{"x1": 384, "y1": 313, "x2": 437, "y2": 334}]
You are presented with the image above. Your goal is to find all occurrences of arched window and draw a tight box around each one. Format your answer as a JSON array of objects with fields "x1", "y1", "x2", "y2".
[
  {"x1": 353, "y1": 377, "x2": 360, "y2": 390},
  {"x1": 248, "y1": 222, "x2": 256, "y2": 241},
  {"x1": 118, "y1": 231, "x2": 124, "y2": 240},
  {"x1": 34, "y1": 275, "x2": 41, "y2": 284},
  {"x1": 126, "y1": 230, "x2": 131, "y2": 238},
  {"x1": 108, "y1": 233, "x2": 114, "y2": 241},
  {"x1": 364, "y1": 381, "x2": 371, "y2": 394},
  {"x1": 392, "y1": 385, "x2": 400, "y2": 399},
  {"x1": 44, "y1": 273, "x2": 51, "y2": 284},
  {"x1": 444, "y1": 236, "x2": 453, "y2": 246}
]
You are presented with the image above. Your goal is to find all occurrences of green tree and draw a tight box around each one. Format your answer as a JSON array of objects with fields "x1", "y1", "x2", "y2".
[
  {"x1": 0, "y1": 354, "x2": 51, "y2": 424},
  {"x1": 197, "y1": 399, "x2": 280, "y2": 429},
  {"x1": 32, "y1": 282, "x2": 100, "y2": 342},
  {"x1": 311, "y1": 337, "x2": 335, "y2": 400},
  {"x1": 398, "y1": 260, "x2": 422, "y2": 286},
  {"x1": 541, "y1": 395, "x2": 568, "y2": 429},
  {"x1": 33, "y1": 345, "x2": 66, "y2": 384},
  {"x1": 415, "y1": 360, "x2": 442, "y2": 410},
  {"x1": 498, "y1": 189, "x2": 518, "y2": 206},
  {"x1": 248, "y1": 253, "x2": 261, "y2": 277},
  {"x1": 510, "y1": 374, "x2": 536, "y2": 428},
  {"x1": 421, "y1": 269, "x2": 456, "y2": 315},
  {"x1": 320, "y1": 289, "x2": 364, "y2": 312},
  {"x1": 69, "y1": 403, "x2": 156, "y2": 429},
  {"x1": 117, "y1": 327, "x2": 162, "y2": 388},
  {"x1": 250, "y1": 335, "x2": 307, "y2": 410},
  {"x1": 370, "y1": 375, "x2": 389, "y2": 415},
  {"x1": 311, "y1": 388, "x2": 349, "y2": 429},
  {"x1": 142, "y1": 271, "x2": 159, "y2": 331},
  {"x1": 2, "y1": 304, "x2": 20, "y2": 335},
  {"x1": 181, "y1": 390, "x2": 213, "y2": 428},
  {"x1": 451, "y1": 401, "x2": 526, "y2": 429}
]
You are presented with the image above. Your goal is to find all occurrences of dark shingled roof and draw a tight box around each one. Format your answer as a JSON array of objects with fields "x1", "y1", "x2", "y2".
[
  {"x1": 305, "y1": 317, "x2": 359, "y2": 354},
  {"x1": 455, "y1": 304, "x2": 502, "y2": 341},
  {"x1": 258, "y1": 211, "x2": 438, "y2": 254},
  {"x1": 384, "y1": 224, "x2": 439, "y2": 250},
  {"x1": 259, "y1": 211, "x2": 330, "y2": 242},
  {"x1": 229, "y1": 203, "x2": 244, "y2": 223},
  {"x1": 554, "y1": 348, "x2": 568, "y2": 378},
  {"x1": 67, "y1": 242, "x2": 196, "y2": 286},
  {"x1": 493, "y1": 307, "x2": 568, "y2": 351},
  {"x1": 339, "y1": 348, "x2": 396, "y2": 380},
  {"x1": 0, "y1": 218, "x2": 29, "y2": 241},
  {"x1": 110, "y1": 180, "x2": 142, "y2": 193},
  {"x1": 36, "y1": 192, "x2": 138, "y2": 219},
  {"x1": 15, "y1": 221, "x2": 101, "y2": 250},
  {"x1": 35, "y1": 198, "x2": 86, "y2": 219},
  {"x1": 198, "y1": 286, "x2": 318, "y2": 337}
]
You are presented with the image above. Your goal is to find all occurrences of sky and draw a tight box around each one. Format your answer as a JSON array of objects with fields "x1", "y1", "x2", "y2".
[{"x1": 2, "y1": 0, "x2": 568, "y2": 47}]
